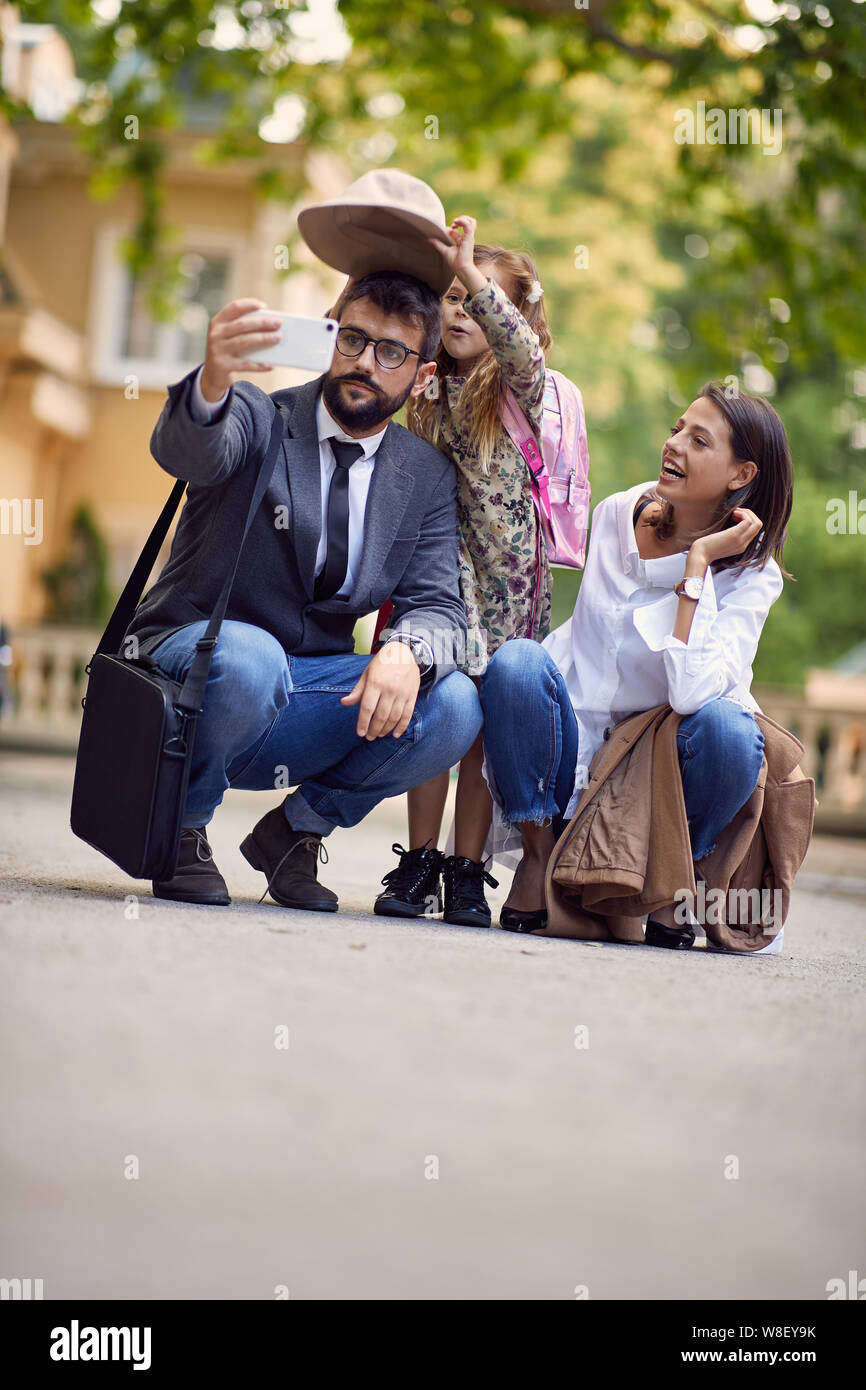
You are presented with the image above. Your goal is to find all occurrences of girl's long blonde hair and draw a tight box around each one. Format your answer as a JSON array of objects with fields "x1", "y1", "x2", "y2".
[{"x1": 406, "y1": 244, "x2": 552, "y2": 475}]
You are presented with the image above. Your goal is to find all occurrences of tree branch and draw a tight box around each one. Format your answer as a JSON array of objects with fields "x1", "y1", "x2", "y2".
[
  {"x1": 587, "y1": 19, "x2": 677, "y2": 66},
  {"x1": 496, "y1": 0, "x2": 679, "y2": 65}
]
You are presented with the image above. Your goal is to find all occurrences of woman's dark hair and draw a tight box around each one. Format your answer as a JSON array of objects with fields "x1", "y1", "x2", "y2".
[
  {"x1": 330, "y1": 271, "x2": 442, "y2": 363},
  {"x1": 648, "y1": 381, "x2": 794, "y2": 579}
]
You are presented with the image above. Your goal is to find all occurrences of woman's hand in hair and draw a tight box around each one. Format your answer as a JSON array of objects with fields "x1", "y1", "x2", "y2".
[{"x1": 689, "y1": 508, "x2": 764, "y2": 568}]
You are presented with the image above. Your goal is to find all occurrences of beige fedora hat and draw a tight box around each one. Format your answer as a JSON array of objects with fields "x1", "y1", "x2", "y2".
[{"x1": 297, "y1": 168, "x2": 455, "y2": 296}]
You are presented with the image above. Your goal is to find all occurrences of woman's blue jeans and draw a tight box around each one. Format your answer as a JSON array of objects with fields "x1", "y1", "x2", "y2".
[{"x1": 480, "y1": 639, "x2": 765, "y2": 862}]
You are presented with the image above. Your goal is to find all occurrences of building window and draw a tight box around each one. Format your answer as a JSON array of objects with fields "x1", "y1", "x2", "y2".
[
  {"x1": 90, "y1": 228, "x2": 241, "y2": 388},
  {"x1": 120, "y1": 253, "x2": 230, "y2": 364}
]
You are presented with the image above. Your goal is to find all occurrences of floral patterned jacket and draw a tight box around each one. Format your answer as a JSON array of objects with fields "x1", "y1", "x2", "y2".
[{"x1": 436, "y1": 277, "x2": 551, "y2": 676}]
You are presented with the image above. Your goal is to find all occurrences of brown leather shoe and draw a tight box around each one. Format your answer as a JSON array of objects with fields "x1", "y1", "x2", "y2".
[
  {"x1": 240, "y1": 803, "x2": 338, "y2": 912},
  {"x1": 153, "y1": 827, "x2": 231, "y2": 905}
]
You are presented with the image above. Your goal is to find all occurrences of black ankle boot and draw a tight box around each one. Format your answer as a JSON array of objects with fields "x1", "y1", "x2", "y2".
[
  {"x1": 442, "y1": 855, "x2": 499, "y2": 928},
  {"x1": 374, "y1": 842, "x2": 443, "y2": 918},
  {"x1": 153, "y1": 827, "x2": 230, "y2": 906}
]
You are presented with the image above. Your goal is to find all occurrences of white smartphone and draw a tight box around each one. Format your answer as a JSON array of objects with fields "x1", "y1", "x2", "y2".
[{"x1": 239, "y1": 310, "x2": 339, "y2": 371}]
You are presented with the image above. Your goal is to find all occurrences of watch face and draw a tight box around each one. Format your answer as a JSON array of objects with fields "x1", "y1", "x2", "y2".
[
  {"x1": 684, "y1": 576, "x2": 704, "y2": 600},
  {"x1": 391, "y1": 635, "x2": 429, "y2": 671}
]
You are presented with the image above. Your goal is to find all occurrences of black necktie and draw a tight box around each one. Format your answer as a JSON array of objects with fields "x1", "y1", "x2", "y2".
[{"x1": 314, "y1": 438, "x2": 364, "y2": 600}]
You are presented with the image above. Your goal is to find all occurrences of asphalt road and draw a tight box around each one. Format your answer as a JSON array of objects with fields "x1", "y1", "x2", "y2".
[{"x1": 1, "y1": 751, "x2": 864, "y2": 1300}]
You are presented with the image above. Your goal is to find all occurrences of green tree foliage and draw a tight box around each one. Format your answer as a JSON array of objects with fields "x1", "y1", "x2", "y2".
[
  {"x1": 13, "y1": 0, "x2": 866, "y2": 683},
  {"x1": 40, "y1": 503, "x2": 112, "y2": 625}
]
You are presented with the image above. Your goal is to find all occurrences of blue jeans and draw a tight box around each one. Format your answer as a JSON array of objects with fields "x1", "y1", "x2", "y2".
[
  {"x1": 151, "y1": 621, "x2": 482, "y2": 833},
  {"x1": 480, "y1": 639, "x2": 765, "y2": 862}
]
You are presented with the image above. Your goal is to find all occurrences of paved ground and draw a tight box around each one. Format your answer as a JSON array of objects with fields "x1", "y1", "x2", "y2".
[{"x1": 1, "y1": 750, "x2": 864, "y2": 1301}]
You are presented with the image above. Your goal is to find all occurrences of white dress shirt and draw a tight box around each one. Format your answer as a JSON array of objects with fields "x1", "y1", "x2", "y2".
[
  {"x1": 187, "y1": 367, "x2": 434, "y2": 672},
  {"x1": 544, "y1": 479, "x2": 784, "y2": 818}
]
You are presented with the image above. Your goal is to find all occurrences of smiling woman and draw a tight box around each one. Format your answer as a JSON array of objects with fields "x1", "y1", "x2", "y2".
[
  {"x1": 646, "y1": 382, "x2": 794, "y2": 579},
  {"x1": 478, "y1": 382, "x2": 802, "y2": 950}
]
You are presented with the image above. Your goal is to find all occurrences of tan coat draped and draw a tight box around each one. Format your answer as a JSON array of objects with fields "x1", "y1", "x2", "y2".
[{"x1": 545, "y1": 704, "x2": 816, "y2": 953}]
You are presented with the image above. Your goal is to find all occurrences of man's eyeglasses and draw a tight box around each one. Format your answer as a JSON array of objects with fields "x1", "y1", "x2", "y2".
[{"x1": 335, "y1": 326, "x2": 423, "y2": 370}]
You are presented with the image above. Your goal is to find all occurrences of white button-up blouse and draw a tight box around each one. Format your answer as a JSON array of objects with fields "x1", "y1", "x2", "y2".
[
  {"x1": 475, "y1": 479, "x2": 788, "y2": 953},
  {"x1": 543, "y1": 479, "x2": 784, "y2": 819}
]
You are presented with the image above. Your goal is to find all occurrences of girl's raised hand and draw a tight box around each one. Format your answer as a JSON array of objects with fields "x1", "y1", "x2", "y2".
[
  {"x1": 429, "y1": 216, "x2": 488, "y2": 297},
  {"x1": 432, "y1": 216, "x2": 477, "y2": 276}
]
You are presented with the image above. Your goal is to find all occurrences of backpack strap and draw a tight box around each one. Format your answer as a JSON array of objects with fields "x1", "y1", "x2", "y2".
[
  {"x1": 498, "y1": 382, "x2": 550, "y2": 640},
  {"x1": 498, "y1": 383, "x2": 552, "y2": 526}
]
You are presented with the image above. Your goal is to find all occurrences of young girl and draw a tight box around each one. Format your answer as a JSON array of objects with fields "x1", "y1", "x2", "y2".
[
  {"x1": 479, "y1": 383, "x2": 796, "y2": 947},
  {"x1": 374, "y1": 216, "x2": 554, "y2": 927}
]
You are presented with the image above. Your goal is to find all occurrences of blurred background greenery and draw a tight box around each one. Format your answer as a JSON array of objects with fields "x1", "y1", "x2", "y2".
[{"x1": 18, "y1": 0, "x2": 866, "y2": 686}]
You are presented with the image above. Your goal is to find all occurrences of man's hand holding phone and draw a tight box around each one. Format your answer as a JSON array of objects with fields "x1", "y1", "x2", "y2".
[
  {"x1": 200, "y1": 299, "x2": 340, "y2": 401},
  {"x1": 199, "y1": 299, "x2": 284, "y2": 402}
]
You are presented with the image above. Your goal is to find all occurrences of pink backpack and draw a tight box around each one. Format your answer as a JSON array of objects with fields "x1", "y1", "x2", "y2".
[{"x1": 499, "y1": 370, "x2": 591, "y2": 634}]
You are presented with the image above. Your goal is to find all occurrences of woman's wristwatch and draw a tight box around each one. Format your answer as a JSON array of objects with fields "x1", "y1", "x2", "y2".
[{"x1": 673, "y1": 575, "x2": 704, "y2": 601}]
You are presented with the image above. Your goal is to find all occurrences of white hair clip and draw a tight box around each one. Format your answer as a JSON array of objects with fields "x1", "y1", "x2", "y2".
[{"x1": 527, "y1": 280, "x2": 544, "y2": 303}]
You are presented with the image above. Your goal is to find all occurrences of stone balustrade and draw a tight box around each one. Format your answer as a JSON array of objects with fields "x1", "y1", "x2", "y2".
[
  {"x1": 0, "y1": 624, "x2": 98, "y2": 749},
  {"x1": 753, "y1": 687, "x2": 866, "y2": 836}
]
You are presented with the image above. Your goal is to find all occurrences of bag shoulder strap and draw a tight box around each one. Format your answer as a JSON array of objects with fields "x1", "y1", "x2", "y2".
[
  {"x1": 97, "y1": 478, "x2": 187, "y2": 659},
  {"x1": 95, "y1": 399, "x2": 287, "y2": 714},
  {"x1": 176, "y1": 404, "x2": 286, "y2": 712},
  {"x1": 633, "y1": 495, "x2": 655, "y2": 527}
]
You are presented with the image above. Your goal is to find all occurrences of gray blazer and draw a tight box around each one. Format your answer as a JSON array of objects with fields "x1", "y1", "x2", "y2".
[{"x1": 125, "y1": 368, "x2": 467, "y2": 686}]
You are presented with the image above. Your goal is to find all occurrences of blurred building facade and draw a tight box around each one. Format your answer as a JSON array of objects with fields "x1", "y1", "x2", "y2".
[{"x1": 0, "y1": 4, "x2": 343, "y2": 631}]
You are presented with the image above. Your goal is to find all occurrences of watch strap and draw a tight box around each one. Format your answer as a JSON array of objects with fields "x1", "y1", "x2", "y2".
[{"x1": 383, "y1": 632, "x2": 434, "y2": 675}]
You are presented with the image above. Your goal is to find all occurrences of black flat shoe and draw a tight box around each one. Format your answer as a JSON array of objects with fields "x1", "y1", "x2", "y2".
[
  {"x1": 645, "y1": 918, "x2": 695, "y2": 950},
  {"x1": 499, "y1": 905, "x2": 548, "y2": 933}
]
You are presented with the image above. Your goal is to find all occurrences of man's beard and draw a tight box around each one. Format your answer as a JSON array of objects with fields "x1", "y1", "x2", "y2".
[{"x1": 322, "y1": 371, "x2": 414, "y2": 430}]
